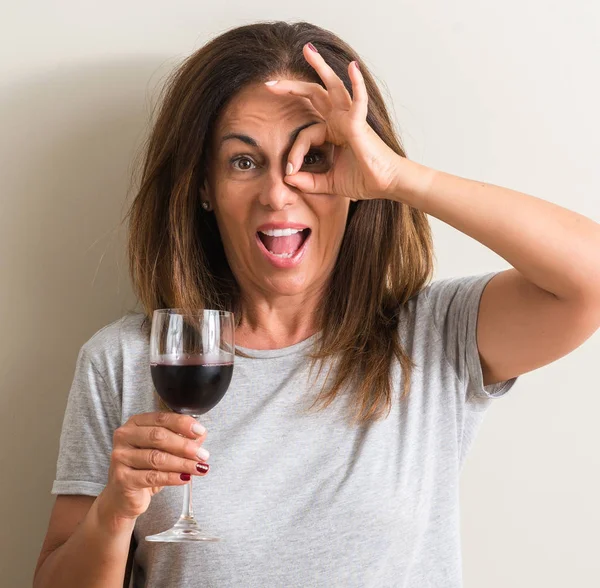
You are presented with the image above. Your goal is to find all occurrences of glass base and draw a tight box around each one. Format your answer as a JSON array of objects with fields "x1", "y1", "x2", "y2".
[{"x1": 145, "y1": 516, "x2": 220, "y2": 543}]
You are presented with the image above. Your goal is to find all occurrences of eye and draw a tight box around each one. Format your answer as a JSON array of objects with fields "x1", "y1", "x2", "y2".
[
  {"x1": 230, "y1": 156, "x2": 257, "y2": 171},
  {"x1": 229, "y1": 150, "x2": 326, "y2": 172},
  {"x1": 302, "y1": 150, "x2": 326, "y2": 167}
]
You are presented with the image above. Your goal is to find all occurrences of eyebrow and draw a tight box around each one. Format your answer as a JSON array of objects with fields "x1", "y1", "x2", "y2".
[{"x1": 219, "y1": 121, "x2": 321, "y2": 149}]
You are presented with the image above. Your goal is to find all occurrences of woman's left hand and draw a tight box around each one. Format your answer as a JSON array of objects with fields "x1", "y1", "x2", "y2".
[{"x1": 264, "y1": 43, "x2": 431, "y2": 202}]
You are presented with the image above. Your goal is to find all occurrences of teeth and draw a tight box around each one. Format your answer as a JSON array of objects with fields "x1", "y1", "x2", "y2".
[
  {"x1": 259, "y1": 228, "x2": 304, "y2": 237},
  {"x1": 268, "y1": 251, "x2": 294, "y2": 258}
]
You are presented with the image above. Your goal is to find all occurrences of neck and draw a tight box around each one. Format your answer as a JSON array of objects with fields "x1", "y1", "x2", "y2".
[{"x1": 235, "y1": 295, "x2": 321, "y2": 350}]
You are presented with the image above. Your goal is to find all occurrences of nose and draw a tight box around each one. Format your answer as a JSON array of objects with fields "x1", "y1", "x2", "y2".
[{"x1": 258, "y1": 168, "x2": 299, "y2": 211}]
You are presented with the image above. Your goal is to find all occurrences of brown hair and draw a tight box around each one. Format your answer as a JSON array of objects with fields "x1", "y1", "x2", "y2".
[{"x1": 126, "y1": 21, "x2": 434, "y2": 425}]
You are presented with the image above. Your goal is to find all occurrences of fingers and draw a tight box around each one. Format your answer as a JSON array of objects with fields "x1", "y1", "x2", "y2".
[
  {"x1": 264, "y1": 52, "x2": 368, "y2": 130},
  {"x1": 119, "y1": 448, "x2": 210, "y2": 478},
  {"x1": 129, "y1": 411, "x2": 204, "y2": 440},
  {"x1": 114, "y1": 412, "x2": 209, "y2": 466},
  {"x1": 265, "y1": 79, "x2": 332, "y2": 119},
  {"x1": 124, "y1": 469, "x2": 197, "y2": 490},
  {"x1": 119, "y1": 424, "x2": 208, "y2": 460},
  {"x1": 348, "y1": 60, "x2": 368, "y2": 125},
  {"x1": 105, "y1": 413, "x2": 211, "y2": 519},
  {"x1": 283, "y1": 122, "x2": 336, "y2": 194},
  {"x1": 302, "y1": 43, "x2": 353, "y2": 108},
  {"x1": 109, "y1": 411, "x2": 211, "y2": 499},
  {"x1": 286, "y1": 123, "x2": 329, "y2": 177},
  {"x1": 284, "y1": 168, "x2": 334, "y2": 195}
]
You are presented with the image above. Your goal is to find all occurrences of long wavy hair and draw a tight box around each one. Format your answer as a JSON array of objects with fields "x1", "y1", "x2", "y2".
[{"x1": 126, "y1": 21, "x2": 435, "y2": 425}]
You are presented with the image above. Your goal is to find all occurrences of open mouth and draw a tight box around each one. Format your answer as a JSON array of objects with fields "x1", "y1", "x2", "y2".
[{"x1": 256, "y1": 228, "x2": 311, "y2": 258}]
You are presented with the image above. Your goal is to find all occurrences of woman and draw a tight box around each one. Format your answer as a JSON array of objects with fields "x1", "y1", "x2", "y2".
[{"x1": 34, "y1": 21, "x2": 600, "y2": 588}]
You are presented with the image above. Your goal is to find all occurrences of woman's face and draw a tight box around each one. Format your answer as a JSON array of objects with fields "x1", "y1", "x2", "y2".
[{"x1": 204, "y1": 81, "x2": 351, "y2": 303}]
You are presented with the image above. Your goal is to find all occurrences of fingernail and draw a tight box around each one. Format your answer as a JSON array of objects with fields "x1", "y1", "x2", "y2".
[
  {"x1": 354, "y1": 60, "x2": 360, "y2": 71},
  {"x1": 286, "y1": 161, "x2": 294, "y2": 176},
  {"x1": 180, "y1": 473, "x2": 191, "y2": 481},
  {"x1": 192, "y1": 423, "x2": 206, "y2": 436},
  {"x1": 265, "y1": 80, "x2": 279, "y2": 86},
  {"x1": 196, "y1": 446, "x2": 210, "y2": 460},
  {"x1": 196, "y1": 462, "x2": 210, "y2": 474},
  {"x1": 307, "y1": 42, "x2": 318, "y2": 53}
]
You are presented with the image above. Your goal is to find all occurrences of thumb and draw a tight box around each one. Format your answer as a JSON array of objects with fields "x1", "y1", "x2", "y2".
[{"x1": 284, "y1": 171, "x2": 332, "y2": 195}]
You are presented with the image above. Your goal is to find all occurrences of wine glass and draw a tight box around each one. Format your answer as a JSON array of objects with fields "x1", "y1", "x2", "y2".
[{"x1": 145, "y1": 308, "x2": 234, "y2": 542}]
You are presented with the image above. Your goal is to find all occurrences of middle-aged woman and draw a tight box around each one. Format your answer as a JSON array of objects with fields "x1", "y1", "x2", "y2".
[{"x1": 34, "y1": 20, "x2": 600, "y2": 588}]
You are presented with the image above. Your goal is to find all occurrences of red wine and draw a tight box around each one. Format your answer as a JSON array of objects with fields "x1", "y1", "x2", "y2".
[{"x1": 151, "y1": 357, "x2": 233, "y2": 415}]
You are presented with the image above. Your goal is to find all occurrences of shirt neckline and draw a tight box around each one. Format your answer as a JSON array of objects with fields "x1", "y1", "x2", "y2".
[{"x1": 235, "y1": 330, "x2": 322, "y2": 359}]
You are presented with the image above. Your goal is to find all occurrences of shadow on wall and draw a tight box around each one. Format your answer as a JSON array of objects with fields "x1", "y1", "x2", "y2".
[{"x1": 0, "y1": 56, "x2": 176, "y2": 587}]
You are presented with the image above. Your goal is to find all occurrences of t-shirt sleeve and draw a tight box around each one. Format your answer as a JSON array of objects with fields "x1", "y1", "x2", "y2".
[
  {"x1": 51, "y1": 343, "x2": 122, "y2": 496},
  {"x1": 423, "y1": 271, "x2": 519, "y2": 407}
]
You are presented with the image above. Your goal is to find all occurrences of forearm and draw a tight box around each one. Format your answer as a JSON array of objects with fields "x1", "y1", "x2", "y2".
[
  {"x1": 391, "y1": 158, "x2": 600, "y2": 305},
  {"x1": 34, "y1": 492, "x2": 135, "y2": 588}
]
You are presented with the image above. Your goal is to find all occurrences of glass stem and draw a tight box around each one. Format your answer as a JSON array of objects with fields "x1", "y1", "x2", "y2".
[
  {"x1": 181, "y1": 477, "x2": 195, "y2": 520},
  {"x1": 178, "y1": 416, "x2": 200, "y2": 524}
]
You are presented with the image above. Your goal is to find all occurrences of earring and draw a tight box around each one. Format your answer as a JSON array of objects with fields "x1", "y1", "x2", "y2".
[{"x1": 202, "y1": 201, "x2": 211, "y2": 211}]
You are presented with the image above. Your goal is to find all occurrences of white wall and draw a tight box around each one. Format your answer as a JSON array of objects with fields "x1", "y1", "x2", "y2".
[{"x1": 2, "y1": 2, "x2": 598, "y2": 586}]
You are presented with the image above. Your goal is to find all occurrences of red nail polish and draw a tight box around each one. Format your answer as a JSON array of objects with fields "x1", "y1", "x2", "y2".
[
  {"x1": 307, "y1": 42, "x2": 318, "y2": 53},
  {"x1": 180, "y1": 473, "x2": 191, "y2": 481},
  {"x1": 196, "y1": 462, "x2": 210, "y2": 474},
  {"x1": 354, "y1": 60, "x2": 360, "y2": 71}
]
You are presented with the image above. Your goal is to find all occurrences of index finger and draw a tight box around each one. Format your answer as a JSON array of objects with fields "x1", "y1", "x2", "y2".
[
  {"x1": 302, "y1": 43, "x2": 352, "y2": 108},
  {"x1": 129, "y1": 412, "x2": 206, "y2": 439}
]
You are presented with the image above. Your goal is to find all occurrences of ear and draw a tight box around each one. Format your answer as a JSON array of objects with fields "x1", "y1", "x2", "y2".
[{"x1": 200, "y1": 178, "x2": 212, "y2": 203}]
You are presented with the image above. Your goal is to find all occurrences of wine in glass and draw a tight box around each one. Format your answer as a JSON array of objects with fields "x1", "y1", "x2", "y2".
[{"x1": 145, "y1": 308, "x2": 234, "y2": 542}]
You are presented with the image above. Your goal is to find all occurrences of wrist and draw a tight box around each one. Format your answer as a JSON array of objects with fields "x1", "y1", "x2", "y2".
[
  {"x1": 94, "y1": 488, "x2": 137, "y2": 537},
  {"x1": 387, "y1": 156, "x2": 437, "y2": 209}
]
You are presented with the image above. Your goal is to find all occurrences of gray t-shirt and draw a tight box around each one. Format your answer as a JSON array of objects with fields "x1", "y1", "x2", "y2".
[{"x1": 52, "y1": 271, "x2": 519, "y2": 587}]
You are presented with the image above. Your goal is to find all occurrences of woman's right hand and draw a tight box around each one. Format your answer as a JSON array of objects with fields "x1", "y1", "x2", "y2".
[{"x1": 98, "y1": 412, "x2": 210, "y2": 523}]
